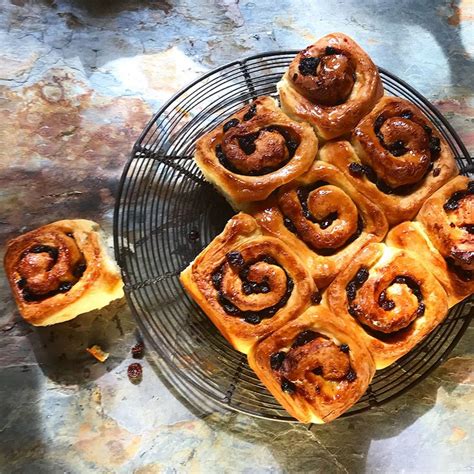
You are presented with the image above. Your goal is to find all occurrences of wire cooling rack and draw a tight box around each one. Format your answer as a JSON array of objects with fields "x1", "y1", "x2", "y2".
[{"x1": 114, "y1": 51, "x2": 473, "y2": 422}]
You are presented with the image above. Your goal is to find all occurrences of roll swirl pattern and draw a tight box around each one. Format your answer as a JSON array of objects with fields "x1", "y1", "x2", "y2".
[
  {"x1": 278, "y1": 33, "x2": 383, "y2": 141},
  {"x1": 180, "y1": 213, "x2": 316, "y2": 354},
  {"x1": 252, "y1": 161, "x2": 387, "y2": 288},
  {"x1": 4, "y1": 220, "x2": 124, "y2": 326},
  {"x1": 193, "y1": 96, "x2": 318, "y2": 210},
  {"x1": 319, "y1": 97, "x2": 458, "y2": 225},
  {"x1": 248, "y1": 305, "x2": 375, "y2": 423},
  {"x1": 327, "y1": 243, "x2": 449, "y2": 369}
]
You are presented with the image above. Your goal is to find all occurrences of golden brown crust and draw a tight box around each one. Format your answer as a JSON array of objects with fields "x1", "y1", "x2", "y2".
[
  {"x1": 319, "y1": 136, "x2": 458, "y2": 226},
  {"x1": 278, "y1": 33, "x2": 383, "y2": 141},
  {"x1": 326, "y1": 243, "x2": 449, "y2": 369},
  {"x1": 194, "y1": 96, "x2": 318, "y2": 210},
  {"x1": 417, "y1": 176, "x2": 473, "y2": 272},
  {"x1": 251, "y1": 161, "x2": 388, "y2": 288},
  {"x1": 180, "y1": 213, "x2": 316, "y2": 354},
  {"x1": 248, "y1": 305, "x2": 375, "y2": 423},
  {"x1": 386, "y1": 221, "x2": 473, "y2": 307},
  {"x1": 4, "y1": 219, "x2": 124, "y2": 326}
]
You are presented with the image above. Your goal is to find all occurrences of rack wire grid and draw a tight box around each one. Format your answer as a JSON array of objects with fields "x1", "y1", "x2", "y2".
[{"x1": 114, "y1": 51, "x2": 473, "y2": 423}]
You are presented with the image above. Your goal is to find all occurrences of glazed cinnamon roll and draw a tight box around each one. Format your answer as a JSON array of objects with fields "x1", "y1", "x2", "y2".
[
  {"x1": 252, "y1": 161, "x2": 388, "y2": 288},
  {"x1": 386, "y1": 221, "x2": 473, "y2": 307},
  {"x1": 4, "y1": 220, "x2": 124, "y2": 326},
  {"x1": 278, "y1": 33, "x2": 383, "y2": 141},
  {"x1": 327, "y1": 243, "x2": 449, "y2": 369},
  {"x1": 180, "y1": 213, "x2": 316, "y2": 354},
  {"x1": 248, "y1": 305, "x2": 375, "y2": 423},
  {"x1": 320, "y1": 97, "x2": 458, "y2": 225},
  {"x1": 194, "y1": 96, "x2": 318, "y2": 210}
]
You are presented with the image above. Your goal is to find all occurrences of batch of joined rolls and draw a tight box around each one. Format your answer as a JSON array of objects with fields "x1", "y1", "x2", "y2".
[{"x1": 180, "y1": 33, "x2": 474, "y2": 423}]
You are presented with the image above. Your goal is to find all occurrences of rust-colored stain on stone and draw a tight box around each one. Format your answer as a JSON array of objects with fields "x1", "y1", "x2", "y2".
[
  {"x1": 448, "y1": 1, "x2": 461, "y2": 25},
  {"x1": 0, "y1": 68, "x2": 151, "y2": 241}
]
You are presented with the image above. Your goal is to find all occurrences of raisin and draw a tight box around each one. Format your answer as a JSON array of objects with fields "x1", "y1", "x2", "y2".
[
  {"x1": 346, "y1": 369, "x2": 357, "y2": 382},
  {"x1": 400, "y1": 111, "x2": 413, "y2": 120},
  {"x1": 346, "y1": 281, "x2": 357, "y2": 301},
  {"x1": 433, "y1": 168, "x2": 441, "y2": 177},
  {"x1": 340, "y1": 344, "x2": 350, "y2": 353},
  {"x1": 242, "y1": 282, "x2": 253, "y2": 295},
  {"x1": 311, "y1": 291, "x2": 322, "y2": 305},
  {"x1": 355, "y1": 267, "x2": 369, "y2": 285},
  {"x1": 66, "y1": 232, "x2": 74, "y2": 238},
  {"x1": 461, "y1": 225, "x2": 474, "y2": 234},
  {"x1": 73, "y1": 263, "x2": 87, "y2": 278},
  {"x1": 58, "y1": 282, "x2": 73, "y2": 292},
  {"x1": 281, "y1": 378, "x2": 296, "y2": 394},
  {"x1": 223, "y1": 118, "x2": 239, "y2": 133},
  {"x1": 243, "y1": 104, "x2": 257, "y2": 121},
  {"x1": 387, "y1": 140, "x2": 408, "y2": 157},
  {"x1": 298, "y1": 57, "x2": 320, "y2": 76},
  {"x1": 313, "y1": 367, "x2": 323, "y2": 375},
  {"x1": 212, "y1": 271, "x2": 223, "y2": 290},
  {"x1": 283, "y1": 217, "x2": 297, "y2": 233},
  {"x1": 293, "y1": 330, "x2": 317, "y2": 348},
  {"x1": 378, "y1": 290, "x2": 395, "y2": 311},
  {"x1": 292, "y1": 73, "x2": 298, "y2": 81},
  {"x1": 423, "y1": 125, "x2": 433, "y2": 136},
  {"x1": 262, "y1": 255, "x2": 277, "y2": 265},
  {"x1": 260, "y1": 284, "x2": 270, "y2": 294},
  {"x1": 226, "y1": 251, "x2": 245, "y2": 269},
  {"x1": 131, "y1": 342, "x2": 144, "y2": 359},
  {"x1": 127, "y1": 362, "x2": 142, "y2": 383},
  {"x1": 325, "y1": 46, "x2": 338, "y2": 55},
  {"x1": 348, "y1": 304, "x2": 361, "y2": 318},
  {"x1": 429, "y1": 136, "x2": 441, "y2": 156},
  {"x1": 244, "y1": 313, "x2": 261, "y2": 325},
  {"x1": 270, "y1": 351, "x2": 286, "y2": 370},
  {"x1": 348, "y1": 162, "x2": 365, "y2": 177},
  {"x1": 416, "y1": 302, "x2": 426, "y2": 317},
  {"x1": 286, "y1": 139, "x2": 298, "y2": 156},
  {"x1": 17, "y1": 278, "x2": 27, "y2": 289},
  {"x1": 374, "y1": 114, "x2": 385, "y2": 132}
]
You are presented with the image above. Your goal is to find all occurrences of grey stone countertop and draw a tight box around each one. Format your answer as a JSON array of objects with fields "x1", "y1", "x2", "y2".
[{"x1": 0, "y1": 0, "x2": 473, "y2": 472}]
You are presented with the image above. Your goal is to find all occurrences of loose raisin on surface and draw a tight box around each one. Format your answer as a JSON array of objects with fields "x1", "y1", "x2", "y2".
[
  {"x1": 128, "y1": 362, "x2": 143, "y2": 383},
  {"x1": 132, "y1": 342, "x2": 144, "y2": 359}
]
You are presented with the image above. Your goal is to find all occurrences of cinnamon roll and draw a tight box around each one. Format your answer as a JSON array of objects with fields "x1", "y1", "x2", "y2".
[
  {"x1": 278, "y1": 33, "x2": 383, "y2": 141},
  {"x1": 386, "y1": 221, "x2": 473, "y2": 307},
  {"x1": 248, "y1": 305, "x2": 375, "y2": 423},
  {"x1": 180, "y1": 213, "x2": 316, "y2": 354},
  {"x1": 4, "y1": 220, "x2": 124, "y2": 326},
  {"x1": 252, "y1": 161, "x2": 388, "y2": 288},
  {"x1": 327, "y1": 243, "x2": 449, "y2": 369},
  {"x1": 194, "y1": 96, "x2": 318, "y2": 210},
  {"x1": 319, "y1": 97, "x2": 458, "y2": 225}
]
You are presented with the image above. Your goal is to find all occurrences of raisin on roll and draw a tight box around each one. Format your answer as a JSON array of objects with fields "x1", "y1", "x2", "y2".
[
  {"x1": 327, "y1": 243, "x2": 449, "y2": 369},
  {"x1": 4, "y1": 220, "x2": 124, "y2": 326},
  {"x1": 248, "y1": 305, "x2": 375, "y2": 423},
  {"x1": 251, "y1": 161, "x2": 388, "y2": 288},
  {"x1": 194, "y1": 96, "x2": 318, "y2": 210},
  {"x1": 278, "y1": 32, "x2": 383, "y2": 141},
  {"x1": 180, "y1": 213, "x2": 316, "y2": 354}
]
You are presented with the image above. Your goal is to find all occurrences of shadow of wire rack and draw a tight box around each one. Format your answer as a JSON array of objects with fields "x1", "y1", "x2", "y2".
[{"x1": 113, "y1": 51, "x2": 473, "y2": 422}]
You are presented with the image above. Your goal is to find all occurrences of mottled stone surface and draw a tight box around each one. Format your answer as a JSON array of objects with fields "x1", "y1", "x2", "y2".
[{"x1": 0, "y1": 0, "x2": 473, "y2": 472}]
